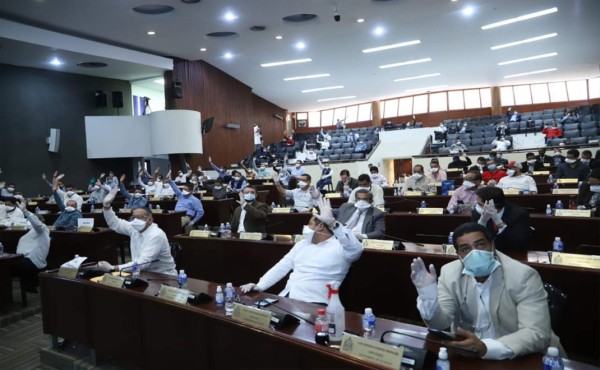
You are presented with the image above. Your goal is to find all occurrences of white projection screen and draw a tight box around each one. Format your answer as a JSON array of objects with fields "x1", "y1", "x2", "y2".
[{"x1": 85, "y1": 110, "x2": 202, "y2": 158}]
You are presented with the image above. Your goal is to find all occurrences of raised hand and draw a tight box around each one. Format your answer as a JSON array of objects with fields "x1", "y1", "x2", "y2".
[
  {"x1": 120, "y1": 174, "x2": 126, "y2": 183},
  {"x1": 410, "y1": 257, "x2": 438, "y2": 289},
  {"x1": 314, "y1": 196, "x2": 334, "y2": 225}
]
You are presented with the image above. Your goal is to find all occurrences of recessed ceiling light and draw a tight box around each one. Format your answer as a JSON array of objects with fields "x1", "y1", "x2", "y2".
[
  {"x1": 224, "y1": 11, "x2": 238, "y2": 21},
  {"x1": 200, "y1": 48, "x2": 207, "y2": 52},
  {"x1": 76, "y1": 62, "x2": 108, "y2": 68},
  {"x1": 260, "y1": 58, "x2": 312, "y2": 67},
  {"x1": 284, "y1": 74, "x2": 330, "y2": 81},
  {"x1": 482, "y1": 7, "x2": 558, "y2": 30},
  {"x1": 462, "y1": 6, "x2": 474, "y2": 16},
  {"x1": 373, "y1": 26, "x2": 385, "y2": 36},
  {"x1": 275, "y1": 35, "x2": 283, "y2": 40},
  {"x1": 451, "y1": 0, "x2": 458, "y2": 2},
  {"x1": 224, "y1": 52, "x2": 233, "y2": 59},
  {"x1": 302, "y1": 86, "x2": 344, "y2": 93},
  {"x1": 394, "y1": 73, "x2": 441, "y2": 82},
  {"x1": 49, "y1": 57, "x2": 63, "y2": 66},
  {"x1": 147, "y1": 31, "x2": 156, "y2": 35},
  {"x1": 295, "y1": 42, "x2": 306, "y2": 50},
  {"x1": 362, "y1": 40, "x2": 421, "y2": 54},
  {"x1": 490, "y1": 33, "x2": 557, "y2": 50},
  {"x1": 154, "y1": 79, "x2": 165, "y2": 85},
  {"x1": 133, "y1": 5, "x2": 174, "y2": 14},
  {"x1": 498, "y1": 52, "x2": 558, "y2": 66},
  {"x1": 317, "y1": 96, "x2": 356, "y2": 102},
  {"x1": 357, "y1": 18, "x2": 365, "y2": 23},
  {"x1": 504, "y1": 68, "x2": 557, "y2": 79},
  {"x1": 405, "y1": 85, "x2": 448, "y2": 93},
  {"x1": 379, "y1": 58, "x2": 432, "y2": 69}
]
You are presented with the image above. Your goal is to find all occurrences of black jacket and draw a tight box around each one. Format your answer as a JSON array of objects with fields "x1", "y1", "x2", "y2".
[{"x1": 471, "y1": 202, "x2": 531, "y2": 252}]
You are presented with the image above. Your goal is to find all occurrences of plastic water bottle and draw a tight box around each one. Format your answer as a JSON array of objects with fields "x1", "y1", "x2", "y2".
[
  {"x1": 436, "y1": 347, "x2": 451, "y2": 370},
  {"x1": 131, "y1": 262, "x2": 140, "y2": 278},
  {"x1": 0, "y1": 242, "x2": 4, "y2": 256},
  {"x1": 271, "y1": 201, "x2": 276, "y2": 209},
  {"x1": 224, "y1": 282, "x2": 235, "y2": 316},
  {"x1": 420, "y1": 200, "x2": 427, "y2": 208},
  {"x1": 522, "y1": 186, "x2": 529, "y2": 195},
  {"x1": 224, "y1": 222, "x2": 232, "y2": 239},
  {"x1": 547, "y1": 175, "x2": 554, "y2": 183},
  {"x1": 177, "y1": 269, "x2": 188, "y2": 289},
  {"x1": 326, "y1": 281, "x2": 345, "y2": 342},
  {"x1": 555, "y1": 200, "x2": 564, "y2": 210},
  {"x1": 219, "y1": 223, "x2": 225, "y2": 238},
  {"x1": 362, "y1": 308, "x2": 376, "y2": 337},
  {"x1": 203, "y1": 224, "x2": 210, "y2": 231},
  {"x1": 314, "y1": 308, "x2": 330, "y2": 346},
  {"x1": 156, "y1": 204, "x2": 161, "y2": 210},
  {"x1": 215, "y1": 285, "x2": 224, "y2": 307},
  {"x1": 542, "y1": 347, "x2": 564, "y2": 370},
  {"x1": 447, "y1": 232, "x2": 454, "y2": 245},
  {"x1": 552, "y1": 182, "x2": 559, "y2": 190},
  {"x1": 546, "y1": 204, "x2": 553, "y2": 216},
  {"x1": 553, "y1": 237, "x2": 564, "y2": 252},
  {"x1": 35, "y1": 206, "x2": 41, "y2": 214},
  {"x1": 90, "y1": 204, "x2": 95, "y2": 213}
]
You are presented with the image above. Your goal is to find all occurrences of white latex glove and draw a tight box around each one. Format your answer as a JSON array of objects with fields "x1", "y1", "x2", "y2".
[
  {"x1": 166, "y1": 170, "x2": 172, "y2": 179},
  {"x1": 485, "y1": 200, "x2": 502, "y2": 224},
  {"x1": 487, "y1": 179, "x2": 497, "y2": 187},
  {"x1": 16, "y1": 201, "x2": 27, "y2": 212},
  {"x1": 0, "y1": 181, "x2": 4, "y2": 189},
  {"x1": 353, "y1": 231, "x2": 367, "y2": 240},
  {"x1": 208, "y1": 156, "x2": 212, "y2": 163},
  {"x1": 42, "y1": 173, "x2": 47, "y2": 181},
  {"x1": 271, "y1": 172, "x2": 280, "y2": 183},
  {"x1": 240, "y1": 283, "x2": 262, "y2": 294},
  {"x1": 309, "y1": 185, "x2": 320, "y2": 199},
  {"x1": 97, "y1": 261, "x2": 114, "y2": 272},
  {"x1": 237, "y1": 192, "x2": 246, "y2": 206},
  {"x1": 314, "y1": 197, "x2": 335, "y2": 225},
  {"x1": 56, "y1": 174, "x2": 65, "y2": 180},
  {"x1": 197, "y1": 166, "x2": 202, "y2": 172},
  {"x1": 410, "y1": 257, "x2": 438, "y2": 289},
  {"x1": 100, "y1": 172, "x2": 106, "y2": 178},
  {"x1": 103, "y1": 188, "x2": 119, "y2": 207}
]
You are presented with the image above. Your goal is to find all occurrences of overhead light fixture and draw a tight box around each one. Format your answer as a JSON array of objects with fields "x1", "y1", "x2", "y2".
[
  {"x1": 302, "y1": 86, "x2": 344, "y2": 93},
  {"x1": 317, "y1": 96, "x2": 356, "y2": 102},
  {"x1": 275, "y1": 35, "x2": 283, "y2": 40},
  {"x1": 498, "y1": 52, "x2": 557, "y2": 66},
  {"x1": 373, "y1": 26, "x2": 385, "y2": 36},
  {"x1": 462, "y1": 6, "x2": 474, "y2": 16},
  {"x1": 379, "y1": 58, "x2": 431, "y2": 69},
  {"x1": 200, "y1": 48, "x2": 207, "y2": 52},
  {"x1": 49, "y1": 57, "x2": 63, "y2": 66},
  {"x1": 154, "y1": 79, "x2": 165, "y2": 85},
  {"x1": 394, "y1": 73, "x2": 441, "y2": 82},
  {"x1": 405, "y1": 85, "x2": 448, "y2": 93},
  {"x1": 482, "y1": 7, "x2": 558, "y2": 30},
  {"x1": 362, "y1": 40, "x2": 421, "y2": 54},
  {"x1": 261, "y1": 58, "x2": 312, "y2": 67},
  {"x1": 295, "y1": 41, "x2": 306, "y2": 50},
  {"x1": 357, "y1": 18, "x2": 365, "y2": 23},
  {"x1": 224, "y1": 52, "x2": 233, "y2": 59},
  {"x1": 491, "y1": 33, "x2": 557, "y2": 50},
  {"x1": 283, "y1": 73, "x2": 330, "y2": 81},
  {"x1": 224, "y1": 11, "x2": 238, "y2": 21},
  {"x1": 504, "y1": 68, "x2": 557, "y2": 79},
  {"x1": 147, "y1": 31, "x2": 156, "y2": 35}
]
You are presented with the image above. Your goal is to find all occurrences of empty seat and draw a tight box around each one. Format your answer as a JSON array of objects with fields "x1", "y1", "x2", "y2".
[
  {"x1": 446, "y1": 133, "x2": 458, "y2": 140},
  {"x1": 581, "y1": 121, "x2": 597, "y2": 130},
  {"x1": 343, "y1": 148, "x2": 354, "y2": 154},
  {"x1": 481, "y1": 144, "x2": 494, "y2": 152},
  {"x1": 580, "y1": 115, "x2": 593, "y2": 123},
  {"x1": 438, "y1": 147, "x2": 451, "y2": 155},
  {"x1": 467, "y1": 145, "x2": 481, "y2": 152},
  {"x1": 547, "y1": 138, "x2": 567, "y2": 146},
  {"x1": 340, "y1": 154, "x2": 352, "y2": 160},
  {"x1": 569, "y1": 137, "x2": 588, "y2": 145},
  {"x1": 484, "y1": 137, "x2": 496, "y2": 144},
  {"x1": 333, "y1": 148, "x2": 344, "y2": 155},
  {"x1": 459, "y1": 134, "x2": 471, "y2": 141},
  {"x1": 445, "y1": 139, "x2": 456, "y2": 146},
  {"x1": 563, "y1": 130, "x2": 580, "y2": 139},
  {"x1": 324, "y1": 150, "x2": 334, "y2": 156},
  {"x1": 341, "y1": 142, "x2": 352, "y2": 148},
  {"x1": 351, "y1": 153, "x2": 365, "y2": 159},
  {"x1": 471, "y1": 138, "x2": 485, "y2": 146},
  {"x1": 581, "y1": 128, "x2": 599, "y2": 137},
  {"x1": 331, "y1": 143, "x2": 342, "y2": 149},
  {"x1": 563, "y1": 123, "x2": 579, "y2": 131},
  {"x1": 470, "y1": 131, "x2": 484, "y2": 138},
  {"x1": 329, "y1": 154, "x2": 340, "y2": 161}
]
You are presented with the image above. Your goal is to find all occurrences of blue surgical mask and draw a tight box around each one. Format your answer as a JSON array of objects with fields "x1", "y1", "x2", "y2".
[
  {"x1": 488, "y1": 164, "x2": 497, "y2": 171},
  {"x1": 461, "y1": 250, "x2": 500, "y2": 277},
  {"x1": 244, "y1": 193, "x2": 256, "y2": 202}
]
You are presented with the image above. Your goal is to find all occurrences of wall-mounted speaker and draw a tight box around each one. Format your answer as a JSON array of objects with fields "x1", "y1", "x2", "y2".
[
  {"x1": 112, "y1": 91, "x2": 124, "y2": 108},
  {"x1": 94, "y1": 90, "x2": 107, "y2": 107},
  {"x1": 47, "y1": 128, "x2": 61, "y2": 153},
  {"x1": 225, "y1": 123, "x2": 240, "y2": 129},
  {"x1": 172, "y1": 81, "x2": 183, "y2": 99}
]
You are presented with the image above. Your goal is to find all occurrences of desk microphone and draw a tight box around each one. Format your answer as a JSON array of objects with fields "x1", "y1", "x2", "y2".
[
  {"x1": 120, "y1": 259, "x2": 159, "y2": 289},
  {"x1": 415, "y1": 233, "x2": 449, "y2": 240},
  {"x1": 382, "y1": 234, "x2": 424, "y2": 248},
  {"x1": 385, "y1": 197, "x2": 426, "y2": 206}
]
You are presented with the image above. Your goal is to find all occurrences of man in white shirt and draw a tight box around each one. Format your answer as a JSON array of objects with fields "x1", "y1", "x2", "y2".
[
  {"x1": 348, "y1": 174, "x2": 385, "y2": 208},
  {"x1": 403, "y1": 165, "x2": 430, "y2": 194},
  {"x1": 155, "y1": 176, "x2": 175, "y2": 200},
  {"x1": 491, "y1": 137, "x2": 510, "y2": 152},
  {"x1": 254, "y1": 124, "x2": 262, "y2": 151},
  {"x1": 368, "y1": 166, "x2": 388, "y2": 186},
  {"x1": 427, "y1": 159, "x2": 448, "y2": 183},
  {"x1": 274, "y1": 173, "x2": 320, "y2": 211},
  {"x1": 0, "y1": 196, "x2": 27, "y2": 227},
  {"x1": 410, "y1": 222, "x2": 562, "y2": 359},
  {"x1": 450, "y1": 140, "x2": 467, "y2": 153},
  {"x1": 240, "y1": 197, "x2": 363, "y2": 304},
  {"x1": 97, "y1": 189, "x2": 177, "y2": 275},
  {"x1": 56, "y1": 183, "x2": 84, "y2": 211},
  {"x1": 497, "y1": 161, "x2": 537, "y2": 194}
]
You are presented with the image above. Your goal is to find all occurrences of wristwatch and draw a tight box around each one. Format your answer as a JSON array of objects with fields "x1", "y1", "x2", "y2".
[{"x1": 330, "y1": 221, "x2": 341, "y2": 230}]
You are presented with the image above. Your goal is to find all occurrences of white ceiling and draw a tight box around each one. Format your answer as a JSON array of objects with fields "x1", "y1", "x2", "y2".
[{"x1": 0, "y1": 0, "x2": 599, "y2": 112}]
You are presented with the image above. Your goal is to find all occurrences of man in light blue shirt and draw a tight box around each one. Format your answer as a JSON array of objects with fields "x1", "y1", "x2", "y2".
[
  {"x1": 169, "y1": 180, "x2": 204, "y2": 233},
  {"x1": 288, "y1": 160, "x2": 306, "y2": 178}
]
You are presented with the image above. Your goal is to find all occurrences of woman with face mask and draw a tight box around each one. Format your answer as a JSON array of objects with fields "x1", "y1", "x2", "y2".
[{"x1": 576, "y1": 168, "x2": 600, "y2": 216}]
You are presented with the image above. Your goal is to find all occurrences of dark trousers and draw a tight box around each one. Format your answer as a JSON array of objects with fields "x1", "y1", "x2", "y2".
[{"x1": 11, "y1": 258, "x2": 43, "y2": 293}]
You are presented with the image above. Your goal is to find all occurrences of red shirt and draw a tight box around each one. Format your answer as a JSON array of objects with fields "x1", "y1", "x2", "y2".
[
  {"x1": 482, "y1": 169, "x2": 507, "y2": 183},
  {"x1": 542, "y1": 127, "x2": 563, "y2": 139}
]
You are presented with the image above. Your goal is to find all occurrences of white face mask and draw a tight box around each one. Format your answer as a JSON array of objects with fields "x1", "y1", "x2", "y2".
[
  {"x1": 244, "y1": 193, "x2": 256, "y2": 202},
  {"x1": 234, "y1": 176, "x2": 241, "y2": 181},
  {"x1": 462, "y1": 180, "x2": 476, "y2": 189},
  {"x1": 298, "y1": 181, "x2": 308, "y2": 188},
  {"x1": 412, "y1": 173, "x2": 423, "y2": 180},
  {"x1": 148, "y1": 182, "x2": 154, "y2": 186},
  {"x1": 6, "y1": 188, "x2": 14, "y2": 192},
  {"x1": 581, "y1": 159, "x2": 590, "y2": 164},
  {"x1": 506, "y1": 169, "x2": 516, "y2": 177},
  {"x1": 302, "y1": 225, "x2": 315, "y2": 242},
  {"x1": 296, "y1": 164, "x2": 301, "y2": 168},
  {"x1": 355, "y1": 200, "x2": 371, "y2": 210},
  {"x1": 565, "y1": 158, "x2": 577, "y2": 164},
  {"x1": 130, "y1": 218, "x2": 147, "y2": 232},
  {"x1": 65, "y1": 206, "x2": 76, "y2": 212},
  {"x1": 92, "y1": 186, "x2": 100, "y2": 191},
  {"x1": 430, "y1": 167, "x2": 439, "y2": 173},
  {"x1": 527, "y1": 160, "x2": 536, "y2": 164},
  {"x1": 66, "y1": 191, "x2": 75, "y2": 197},
  {"x1": 181, "y1": 190, "x2": 190, "y2": 196},
  {"x1": 213, "y1": 186, "x2": 222, "y2": 190},
  {"x1": 590, "y1": 185, "x2": 600, "y2": 193},
  {"x1": 134, "y1": 193, "x2": 143, "y2": 198}
]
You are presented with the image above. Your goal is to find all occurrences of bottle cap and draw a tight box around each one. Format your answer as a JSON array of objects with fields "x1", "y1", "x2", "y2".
[
  {"x1": 547, "y1": 347, "x2": 559, "y2": 356},
  {"x1": 179, "y1": 270, "x2": 185, "y2": 274},
  {"x1": 555, "y1": 237, "x2": 561, "y2": 241},
  {"x1": 317, "y1": 308, "x2": 326, "y2": 315},
  {"x1": 226, "y1": 282, "x2": 233, "y2": 287},
  {"x1": 438, "y1": 347, "x2": 448, "y2": 359},
  {"x1": 364, "y1": 308, "x2": 373, "y2": 315},
  {"x1": 216, "y1": 285, "x2": 222, "y2": 292}
]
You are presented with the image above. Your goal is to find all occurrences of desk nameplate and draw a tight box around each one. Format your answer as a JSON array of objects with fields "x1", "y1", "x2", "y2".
[
  {"x1": 231, "y1": 303, "x2": 272, "y2": 330},
  {"x1": 240, "y1": 232, "x2": 263, "y2": 241},
  {"x1": 417, "y1": 208, "x2": 444, "y2": 215},
  {"x1": 340, "y1": 333, "x2": 404, "y2": 370},
  {"x1": 58, "y1": 267, "x2": 78, "y2": 278},
  {"x1": 158, "y1": 285, "x2": 189, "y2": 305},
  {"x1": 151, "y1": 209, "x2": 164, "y2": 214},
  {"x1": 100, "y1": 273, "x2": 125, "y2": 288},
  {"x1": 362, "y1": 239, "x2": 394, "y2": 251},
  {"x1": 202, "y1": 196, "x2": 214, "y2": 200},
  {"x1": 189, "y1": 230, "x2": 211, "y2": 238},
  {"x1": 552, "y1": 188, "x2": 579, "y2": 195},
  {"x1": 551, "y1": 252, "x2": 600, "y2": 269},
  {"x1": 325, "y1": 193, "x2": 342, "y2": 198},
  {"x1": 272, "y1": 207, "x2": 291, "y2": 213},
  {"x1": 503, "y1": 189, "x2": 520, "y2": 195},
  {"x1": 555, "y1": 209, "x2": 591, "y2": 218},
  {"x1": 404, "y1": 191, "x2": 422, "y2": 196},
  {"x1": 532, "y1": 171, "x2": 550, "y2": 175},
  {"x1": 557, "y1": 178, "x2": 578, "y2": 184}
]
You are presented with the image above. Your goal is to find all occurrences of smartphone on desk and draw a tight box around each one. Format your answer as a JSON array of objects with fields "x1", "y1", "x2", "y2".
[{"x1": 256, "y1": 298, "x2": 279, "y2": 308}]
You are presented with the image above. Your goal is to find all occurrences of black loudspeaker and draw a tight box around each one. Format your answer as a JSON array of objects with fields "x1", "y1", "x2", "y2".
[
  {"x1": 112, "y1": 91, "x2": 124, "y2": 108},
  {"x1": 202, "y1": 117, "x2": 214, "y2": 134},
  {"x1": 94, "y1": 90, "x2": 107, "y2": 107},
  {"x1": 172, "y1": 81, "x2": 183, "y2": 99}
]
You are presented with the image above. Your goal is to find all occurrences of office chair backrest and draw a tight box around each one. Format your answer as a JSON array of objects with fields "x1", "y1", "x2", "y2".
[
  {"x1": 544, "y1": 283, "x2": 567, "y2": 338},
  {"x1": 170, "y1": 242, "x2": 183, "y2": 270}
]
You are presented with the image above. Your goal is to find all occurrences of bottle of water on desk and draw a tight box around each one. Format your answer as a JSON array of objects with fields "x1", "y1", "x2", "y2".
[
  {"x1": 0, "y1": 242, "x2": 4, "y2": 256},
  {"x1": 219, "y1": 223, "x2": 225, "y2": 238},
  {"x1": 271, "y1": 202, "x2": 276, "y2": 209},
  {"x1": 542, "y1": 347, "x2": 564, "y2": 370},
  {"x1": 546, "y1": 204, "x2": 553, "y2": 216},
  {"x1": 224, "y1": 223, "x2": 232, "y2": 239},
  {"x1": 131, "y1": 262, "x2": 140, "y2": 278},
  {"x1": 420, "y1": 200, "x2": 427, "y2": 208},
  {"x1": 553, "y1": 237, "x2": 564, "y2": 253},
  {"x1": 447, "y1": 232, "x2": 454, "y2": 245},
  {"x1": 215, "y1": 285, "x2": 224, "y2": 307},
  {"x1": 90, "y1": 204, "x2": 95, "y2": 213},
  {"x1": 35, "y1": 206, "x2": 41, "y2": 214},
  {"x1": 224, "y1": 282, "x2": 235, "y2": 316},
  {"x1": 203, "y1": 224, "x2": 210, "y2": 231},
  {"x1": 436, "y1": 347, "x2": 450, "y2": 370},
  {"x1": 547, "y1": 175, "x2": 554, "y2": 183},
  {"x1": 314, "y1": 308, "x2": 330, "y2": 346},
  {"x1": 555, "y1": 200, "x2": 564, "y2": 210},
  {"x1": 362, "y1": 308, "x2": 376, "y2": 338},
  {"x1": 177, "y1": 269, "x2": 188, "y2": 289}
]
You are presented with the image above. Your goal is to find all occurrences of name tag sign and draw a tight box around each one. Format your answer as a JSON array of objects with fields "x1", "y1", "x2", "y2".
[
  {"x1": 446, "y1": 168, "x2": 462, "y2": 172},
  {"x1": 552, "y1": 188, "x2": 579, "y2": 195},
  {"x1": 119, "y1": 208, "x2": 132, "y2": 213},
  {"x1": 532, "y1": 171, "x2": 550, "y2": 175},
  {"x1": 77, "y1": 218, "x2": 94, "y2": 232},
  {"x1": 503, "y1": 189, "x2": 520, "y2": 195},
  {"x1": 543, "y1": 163, "x2": 551, "y2": 167},
  {"x1": 262, "y1": 182, "x2": 274, "y2": 185},
  {"x1": 189, "y1": 230, "x2": 211, "y2": 238},
  {"x1": 442, "y1": 244, "x2": 457, "y2": 255},
  {"x1": 272, "y1": 234, "x2": 292, "y2": 242},
  {"x1": 151, "y1": 209, "x2": 163, "y2": 214},
  {"x1": 100, "y1": 273, "x2": 125, "y2": 288},
  {"x1": 28, "y1": 201, "x2": 38, "y2": 206},
  {"x1": 447, "y1": 191, "x2": 455, "y2": 196},
  {"x1": 231, "y1": 302, "x2": 272, "y2": 330},
  {"x1": 199, "y1": 190, "x2": 207, "y2": 194},
  {"x1": 240, "y1": 232, "x2": 263, "y2": 241},
  {"x1": 272, "y1": 207, "x2": 291, "y2": 213},
  {"x1": 10, "y1": 225, "x2": 26, "y2": 230},
  {"x1": 58, "y1": 267, "x2": 79, "y2": 278},
  {"x1": 325, "y1": 193, "x2": 342, "y2": 198},
  {"x1": 340, "y1": 332, "x2": 404, "y2": 370},
  {"x1": 158, "y1": 285, "x2": 189, "y2": 305},
  {"x1": 362, "y1": 239, "x2": 394, "y2": 250},
  {"x1": 404, "y1": 191, "x2": 422, "y2": 196},
  {"x1": 551, "y1": 252, "x2": 600, "y2": 269},
  {"x1": 427, "y1": 182, "x2": 442, "y2": 187},
  {"x1": 557, "y1": 178, "x2": 578, "y2": 184},
  {"x1": 150, "y1": 197, "x2": 160, "y2": 201},
  {"x1": 554, "y1": 209, "x2": 591, "y2": 218},
  {"x1": 202, "y1": 196, "x2": 214, "y2": 200},
  {"x1": 417, "y1": 208, "x2": 444, "y2": 215}
]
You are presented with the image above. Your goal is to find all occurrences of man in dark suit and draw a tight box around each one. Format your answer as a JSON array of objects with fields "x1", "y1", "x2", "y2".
[
  {"x1": 471, "y1": 187, "x2": 531, "y2": 252},
  {"x1": 521, "y1": 152, "x2": 545, "y2": 174},
  {"x1": 230, "y1": 186, "x2": 270, "y2": 234},
  {"x1": 333, "y1": 189, "x2": 385, "y2": 240},
  {"x1": 335, "y1": 170, "x2": 359, "y2": 196},
  {"x1": 535, "y1": 148, "x2": 553, "y2": 165}
]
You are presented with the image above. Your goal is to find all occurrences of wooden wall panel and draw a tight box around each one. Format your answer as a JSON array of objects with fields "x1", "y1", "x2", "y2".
[{"x1": 164, "y1": 60, "x2": 285, "y2": 173}]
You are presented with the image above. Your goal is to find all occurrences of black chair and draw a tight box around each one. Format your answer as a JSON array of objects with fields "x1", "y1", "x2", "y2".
[
  {"x1": 576, "y1": 244, "x2": 600, "y2": 255},
  {"x1": 170, "y1": 242, "x2": 183, "y2": 271},
  {"x1": 544, "y1": 283, "x2": 567, "y2": 338}
]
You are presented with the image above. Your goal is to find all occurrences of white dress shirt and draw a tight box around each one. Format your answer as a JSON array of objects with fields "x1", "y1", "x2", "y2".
[
  {"x1": 16, "y1": 212, "x2": 50, "y2": 269},
  {"x1": 103, "y1": 209, "x2": 177, "y2": 275},
  {"x1": 256, "y1": 225, "x2": 363, "y2": 304},
  {"x1": 138, "y1": 177, "x2": 157, "y2": 196},
  {"x1": 155, "y1": 182, "x2": 175, "y2": 199},
  {"x1": 497, "y1": 175, "x2": 538, "y2": 193},
  {"x1": 369, "y1": 174, "x2": 388, "y2": 187},
  {"x1": 344, "y1": 208, "x2": 367, "y2": 234},
  {"x1": 0, "y1": 205, "x2": 27, "y2": 227},
  {"x1": 284, "y1": 188, "x2": 319, "y2": 211},
  {"x1": 56, "y1": 188, "x2": 84, "y2": 211},
  {"x1": 348, "y1": 184, "x2": 385, "y2": 208},
  {"x1": 237, "y1": 206, "x2": 248, "y2": 232}
]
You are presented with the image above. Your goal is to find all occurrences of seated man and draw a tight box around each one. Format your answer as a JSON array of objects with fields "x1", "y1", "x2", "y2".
[
  {"x1": 348, "y1": 174, "x2": 385, "y2": 208},
  {"x1": 542, "y1": 122, "x2": 563, "y2": 142},
  {"x1": 449, "y1": 140, "x2": 467, "y2": 153},
  {"x1": 302, "y1": 143, "x2": 318, "y2": 162},
  {"x1": 403, "y1": 165, "x2": 429, "y2": 193},
  {"x1": 471, "y1": 187, "x2": 531, "y2": 252},
  {"x1": 227, "y1": 170, "x2": 248, "y2": 193},
  {"x1": 12, "y1": 202, "x2": 50, "y2": 293},
  {"x1": 577, "y1": 168, "x2": 600, "y2": 216},
  {"x1": 119, "y1": 174, "x2": 148, "y2": 209},
  {"x1": 98, "y1": 190, "x2": 177, "y2": 275},
  {"x1": 0, "y1": 194, "x2": 27, "y2": 227},
  {"x1": 448, "y1": 155, "x2": 472, "y2": 172},
  {"x1": 274, "y1": 173, "x2": 320, "y2": 212},
  {"x1": 333, "y1": 189, "x2": 384, "y2": 241},
  {"x1": 354, "y1": 140, "x2": 367, "y2": 153},
  {"x1": 491, "y1": 137, "x2": 510, "y2": 151},
  {"x1": 210, "y1": 178, "x2": 228, "y2": 200},
  {"x1": 497, "y1": 161, "x2": 538, "y2": 194},
  {"x1": 469, "y1": 157, "x2": 488, "y2": 173},
  {"x1": 535, "y1": 148, "x2": 553, "y2": 165},
  {"x1": 410, "y1": 222, "x2": 562, "y2": 360},
  {"x1": 52, "y1": 180, "x2": 82, "y2": 230},
  {"x1": 316, "y1": 158, "x2": 333, "y2": 192},
  {"x1": 368, "y1": 166, "x2": 388, "y2": 186},
  {"x1": 446, "y1": 171, "x2": 482, "y2": 212},
  {"x1": 56, "y1": 183, "x2": 84, "y2": 211},
  {"x1": 427, "y1": 159, "x2": 447, "y2": 183},
  {"x1": 335, "y1": 170, "x2": 359, "y2": 196},
  {"x1": 555, "y1": 149, "x2": 590, "y2": 181},
  {"x1": 521, "y1": 152, "x2": 545, "y2": 174},
  {"x1": 155, "y1": 175, "x2": 176, "y2": 200},
  {"x1": 169, "y1": 180, "x2": 205, "y2": 233},
  {"x1": 482, "y1": 163, "x2": 507, "y2": 186},
  {"x1": 230, "y1": 186, "x2": 270, "y2": 234},
  {"x1": 551, "y1": 148, "x2": 566, "y2": 166},
  {"x1": 240, "y1": 198, "x2": 362, "y2": 304}
]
